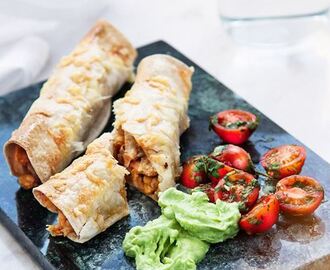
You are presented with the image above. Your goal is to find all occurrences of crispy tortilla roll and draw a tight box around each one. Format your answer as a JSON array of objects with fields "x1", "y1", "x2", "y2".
[
  {"x1": 4, "y1": 20, "x2": 137, "y2": 189},
  {"x1": 33, "y1": 133, "x2": 129, "y2": 243},
  {"x1": 112, "y1": 54, "x2": 193, "y2": 200}
]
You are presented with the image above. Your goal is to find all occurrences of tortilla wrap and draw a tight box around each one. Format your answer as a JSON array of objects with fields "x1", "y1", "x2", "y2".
[
  {"x1": 4, "y1": 20, "x2": 137, "y2": 189},
  {"x1": 33, "y1": 132, "x2": 129, "y2": 243},
  {"x1": 112, "y1": 54, "x2": 193, "y2": 200}
]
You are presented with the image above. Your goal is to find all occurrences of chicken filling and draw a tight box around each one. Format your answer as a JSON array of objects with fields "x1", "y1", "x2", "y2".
[
  {"x1": 11, "y1": 145, "x2": 40, "y2": 189},
  {"x1": 48, "y1": 211, "x2": 75, "y2": 237},
  {"x1": 34, "y1": 190, "x2": 75, "y2": 237},
  {"x1": 114, "y1": 130, "x2": 159, "y2": 196}
]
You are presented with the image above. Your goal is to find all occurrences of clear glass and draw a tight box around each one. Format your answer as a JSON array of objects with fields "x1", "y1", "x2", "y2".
[{"x1": 218, "y1": 0, "x2": 330, "y2": 45}]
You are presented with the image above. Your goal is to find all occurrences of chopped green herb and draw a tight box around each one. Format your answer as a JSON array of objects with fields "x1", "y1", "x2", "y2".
[
  {"x1": 206, "y1": 158, "x2": 225, "y2": 178},
  {"x1": 214, "y1": 186, "x2": 221, "y2": 192},
  {"x1": 211, "y1": 145, "x2": 226, "y2": 157},
  {"x1": 224, "y1": 185, "x2": 231, "y2": 191},
  {"x1": 246, "y1": 160, "x2": 255, "y2": 174},
  {"x1": 250, "y1": 178, "x2": 260, "y2": 188},
  {"x1": 238, "y1": 202, "x2": 248, "y2": 212},
  {"x1": 292, "y1": 181, "x2": 306, "y2": 189},
  {"x1": 193, "y1": 156, "x2": 208, "y2": 174},
  {"x1": 247, "y1": 118, "x2": 259, "y2": 131},
  {"x1": 193, "y1": 184, "x2": 212, "y2": 193},
  {"x1": 248, "y1": 217, "x2": 262, "y2": 226},
  {"x1": 209, "y1": 115, "x2": 218, "y2": 131},
  {"x1": 268, "y1": 162, "x2": 281, "y2": 170},
  {"x1": 225, "y1": 120, "x2": 248, "y2": 129}
]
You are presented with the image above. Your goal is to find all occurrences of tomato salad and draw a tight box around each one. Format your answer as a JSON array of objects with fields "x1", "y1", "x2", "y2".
[
  {"x1": 209, "y1": 109, "x2": 258, "y2": 145},
  {"x1": 180, "y1": 109, "x2": 325, "y2": 235}
]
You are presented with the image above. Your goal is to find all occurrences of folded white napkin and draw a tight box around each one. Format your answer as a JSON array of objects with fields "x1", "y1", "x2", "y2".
[
  {"x1": 0, "y1": 0, "x2": 108, "y2": 96},
  {"x1": 0, "y1": 13, "x2": 55, "y2": 96},
  {"x1": 0, "y1": 36, "x2": 49, "y2": 95}
]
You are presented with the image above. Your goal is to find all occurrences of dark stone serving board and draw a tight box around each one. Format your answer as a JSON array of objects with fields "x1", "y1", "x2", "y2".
[{"x1": 0, "y1": 41, "x2": 330, "y2": 270}]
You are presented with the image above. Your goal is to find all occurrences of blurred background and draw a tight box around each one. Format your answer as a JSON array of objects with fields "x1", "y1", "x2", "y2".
[{"x1": 0, "y1": 0, "x2": 330, "y2": 268}]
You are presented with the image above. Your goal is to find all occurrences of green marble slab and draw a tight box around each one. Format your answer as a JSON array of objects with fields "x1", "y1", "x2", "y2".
[{"x1": 0, "y1": 41, "x2": 329, "y2": 270}]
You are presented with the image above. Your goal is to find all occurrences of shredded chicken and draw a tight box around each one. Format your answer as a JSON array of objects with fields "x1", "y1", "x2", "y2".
[
  {"x1": 34, "y1": 190, "x2": 75, "y2": 237},
  {"x1": 13, "y1": 146, "x2": 40, "y2": 189},
  {"x1": 122, "y1": 133, "x2": 138, "y2": 166},
  {"x1": 48, "y1": 211, "x2": 75, "y2": 237},
  {"x1": 130, "y1": 159, "x2": 157, "y2": 177},
  {"x1": 129, "y1": 158, "x2": 158, "y2": 195},
  {"x1": 115, "y1": 129, "x2": 159, "y2": 196}
]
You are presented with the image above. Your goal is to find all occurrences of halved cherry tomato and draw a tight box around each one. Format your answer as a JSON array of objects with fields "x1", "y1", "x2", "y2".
[
  {"x1": 206, "y1": 158, "x2": 235, "y2": 186},
  {"x1": 193, "y1": 184, "x2": 216, "y2": 203},
  {"x1": 210, "y1": 144, "x2": 255, "y2": 174},
  {"x1": 261, "y1": 145, "x2": 306, "y2": 179},
  {"x1": 275, "y1": 175, "x2": 324, "y2": 216},
  {"x1": 214, "y1": 170, "x2": 260, "y2": 212},
  {"x1": 181, "y1": 155, "x2": 208, "y2": 188},
  {"x1": 209, "y1": 109, "x2": 258, "y2": 145},
  {"x1": 239, "y1": 194, "x2": 280, "y2": 235}
]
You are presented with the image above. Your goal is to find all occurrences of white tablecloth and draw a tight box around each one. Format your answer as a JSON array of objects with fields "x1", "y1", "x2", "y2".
[{"x1": 0, "y1": 0, "x2": 329, "y2": 268}]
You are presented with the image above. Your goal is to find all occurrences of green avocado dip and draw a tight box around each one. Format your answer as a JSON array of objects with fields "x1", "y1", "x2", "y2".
[
  {"x1": 123, "y1": 188, "x2": 241, "y2": 270},
  {"x1": 123, "y1": 215, "x2": 209, "y2": 270},
  {"x1": 158, "y1": 187, "x2": 241, "y2": 243}
]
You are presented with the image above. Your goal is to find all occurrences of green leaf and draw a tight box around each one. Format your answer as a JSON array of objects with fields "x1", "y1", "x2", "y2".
[
  {"x1": 269, "y1": 162, "x2": 280, "y2": 170},
  {"x1": 292, "y1": 181, "x2": 306, "y2": 189},
  {"x1": 211, "y1": 145, "x2": 226, "y2": 157},
  {"x1": 209, "y1": 115, "x2": 218, "y2": 131},
  {"x1": 247, "y1": 216, "x2": 262, "y2": 225},
  {"x1": 206, "y1": 158, "x2": 225, "y2": 179},
  {"x1": 248, "y1": 116, "x2": 259, "y2": 131},
  {"x1": 247, "y1": 119, "x2": 259, "y2": 131}
]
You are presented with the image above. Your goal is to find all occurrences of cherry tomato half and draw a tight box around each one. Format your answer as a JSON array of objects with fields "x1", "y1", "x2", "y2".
[
  {"x1": 181, "y1": 155, "x2": 208, "y2": 188},
  {"x1": 275, "y1": 175, "x2": 324, "y2": 216},
  {"x1": 261, "y1": 145, "x2": 306, "y2": 179},
  {"x1": 209, "y1": 109, "x2": 258, "y2": 145},
  {"x1": 193, "y1": 184, "x2": 216, "y2": 203},
  {"x1": 210, "y1": 144, "x2": 255, "y2": 174},
  {"x1": 214, "y1": 170, "x2": 260, "y2": 212},
  {"x1": 239, "y1": 194, "x2": 280, "y2": 235},
  {"x1": 206, "y1": 158, "x2": 235, "y2": 186}
]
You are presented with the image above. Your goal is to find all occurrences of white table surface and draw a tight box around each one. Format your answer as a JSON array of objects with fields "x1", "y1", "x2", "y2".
[{"x1": 1, "y1": 0, "x2": 330, "y2": 268}]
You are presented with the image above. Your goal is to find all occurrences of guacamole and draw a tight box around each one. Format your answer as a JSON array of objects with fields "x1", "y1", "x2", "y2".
[
  {"x1": 159, "y1": 188, "x2": 241, "y2": 243},
  {"x1": 123, "y1": 215, "x2": 209, "y2": 270},
  {"x1": 123, "y1": 188, "x2": 241, "y2": 270}
]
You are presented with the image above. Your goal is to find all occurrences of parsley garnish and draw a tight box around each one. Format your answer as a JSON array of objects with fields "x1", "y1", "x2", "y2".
[
  {"x1": 206, "y1": 158, "x2": 224, "y2": 178},
  {"x1": 225, "y1": 120, "x2": 247, "y2": 129},
  {"x1": 248, "y1": 216, "x2": 262, "y2": 225},
  {"x1": 209, "y1": 115, "x2": 218, "y2": 131},
  {"x1": 292, "y1": 181, "x2": 306, "y2": 189},
  {"x1": 211, "y1": 145, "x2": 226, "y2": 157},
  {"x1": 247, "y1": 117, "x2": 259, "y2": 131},
  {"x1": 269, "y1": 162, "x2": 280, "y2": 170},
  {"x1": 193, "y1": 156, "x2": 208, "y2": 174}
]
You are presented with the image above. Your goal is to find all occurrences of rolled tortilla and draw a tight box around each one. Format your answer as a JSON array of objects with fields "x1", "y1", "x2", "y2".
[
  {"x1": 4, "y1": 20, "x2": 137, "y2": 189},
  {"x1": 112, "y1": 54, "x2": 194, "y2": 200},
  {"x1": 33, "y1": 133, "x2": 129, "y2": 243}
]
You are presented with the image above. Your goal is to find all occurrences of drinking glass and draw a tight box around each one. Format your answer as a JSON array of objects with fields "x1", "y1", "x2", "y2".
[{"x1": 218, "y1": 0, "x2": 330, "y2": 45}]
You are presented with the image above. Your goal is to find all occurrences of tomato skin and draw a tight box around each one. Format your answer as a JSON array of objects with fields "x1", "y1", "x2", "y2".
[
  {"x1": 206, "y1": 158, "x2": 235, "y2": 186},
  {"x1": 181, "y1": 155, "x2": 208, "y2": 188},
  {"x1": 207, "y1": 188, "x2": 215, "y2": 203},
  {"x1": 214, "y1": 170, "x2": 260, "y2": 212},
  {"x1": 275, "y1": 175, "x2": 324, "y2": 216},
  {"x1": 193, "y1": 184, "x2": 216, "y2": 203},
  {"x1": 210, "y1": 144, "x2": 255, "y2": 174},
  {"x1": 209, "y1": 110, "x2": 258, "y2": 145},
  {"x1": 261, "y1": 145, "x2": 306, "y2": 179},
  {"x1": 240, "y1": 194, "x2": 280, "y2": 235}
]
